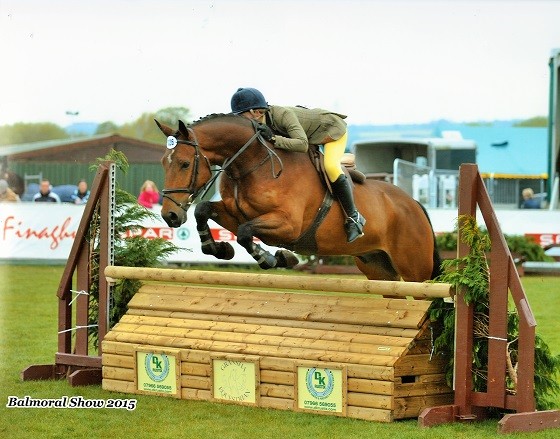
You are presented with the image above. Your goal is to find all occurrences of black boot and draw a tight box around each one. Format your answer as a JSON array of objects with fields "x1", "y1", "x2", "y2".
[{"x1": 330, "y1": 174, "x2": 366, "y2": 243}]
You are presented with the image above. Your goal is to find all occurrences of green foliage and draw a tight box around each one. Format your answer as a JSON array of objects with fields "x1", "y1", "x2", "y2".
[
  {"x1": 0, "y1": 122, "x2": 69, "y2": 145},
  {"x1": 94, "y1": 120, "x2": 119, "y2": 135},
  {"x1": 435, "y1": 230, "x2": 457, "y2": 251},
  {"x1": 117, "y1": 106, "x2": 192, "y2": 143},
  {"x1": 88, "y1": 149, "x2": 179, "y2": 346},
  {"x1": 436, "y1": 229, "x2": 552, "y2": 262},
  {"x1": 513, "y1": 116, "x2": 548, "y2": 127},
  {"x1": 504, "y1": 234, "x2": 553, "y2": 262},
  {"x1": 0, "y1": 106, "x2": 191, "y2": 146},
  {"x1": 430, "y1": 215, "x2": 560, "y2": 412}
]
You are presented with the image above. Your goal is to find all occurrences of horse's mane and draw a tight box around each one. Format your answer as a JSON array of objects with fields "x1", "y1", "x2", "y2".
[{"x1": 190, "y1": 113, "x2": 248, "y2": 127}]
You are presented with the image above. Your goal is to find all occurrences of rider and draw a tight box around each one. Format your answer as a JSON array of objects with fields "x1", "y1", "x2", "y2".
[{"x1": 230, "y1": 87, "x2": 366, "y2": 243}]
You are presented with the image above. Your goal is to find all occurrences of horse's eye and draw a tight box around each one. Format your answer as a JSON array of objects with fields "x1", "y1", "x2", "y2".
[{"x1": 180, "y1": 161, "x2": 190, "y2": 170}]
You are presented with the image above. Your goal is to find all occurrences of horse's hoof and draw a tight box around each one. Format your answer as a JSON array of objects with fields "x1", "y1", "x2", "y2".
[
  {"x1": 275, "y1": 250, "x2": 299, "y2": 268},
  {"x1": 216, "y1": 242, "x2": 235, "y2": 260}
]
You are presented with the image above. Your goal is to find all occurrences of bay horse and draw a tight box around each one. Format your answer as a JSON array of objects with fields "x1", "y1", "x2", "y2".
[{"x1": 155, "y1": 114, "x2": 441, "y2": 282}]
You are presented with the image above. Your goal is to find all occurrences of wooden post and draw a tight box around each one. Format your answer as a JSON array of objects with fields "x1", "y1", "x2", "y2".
[
  {"x1": 21, "y1": 161, "x2": 115, "y2": 385},
  {"x1": 419, "y1": 163, "x2": 560, "y2": 434}
]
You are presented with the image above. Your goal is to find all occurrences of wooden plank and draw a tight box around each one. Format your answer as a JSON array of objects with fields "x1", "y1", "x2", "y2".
[
  {"x1": 103, "y1": 331, "x2": 399, "y2": 366},
  {"x1": 182, "y1": 388, "x2": 211, "y2": 400},
  {"x1": 139, "y1": 284, "x2": 431, "y2": 311},
  {"x1": 347, "y1": 364, "x2": 395, "y2": 381},
  {"x1": 393, "y1": 382, "x2": 452, "y2": 397},
  {"x1": 347, "y1": 392, "x2": 393, "y2": 410},
  {"x1": 260, "y1": 370, "x2": 294, "y2": 386},
  {"x1": 111, "y1": 322, "x2": 408, "y2": 357},
  {"x1": 127, "y1": 309, "x2": 421, "y2": 338},
  {"x1": 181, "y1": 375, "x2": 210, "y2": 390},
  {"x1": 260, "y1": 396, "x2": 293, "y2": 411},
  {"x1": 127, "y1": 293, "x2": 427, "y2": 329},
  {"x1": 181, "y1": 363, "x2": 211, "y2": 377},
  {"x1": 393, "y1": 394, "x2": 455, "y2": 419},
  {"x1": 102, "y1": 378, "x2": 136, "y2": 394},
  {"x1": 394, "y1": 354, "x2": 449, "y2": 376},
  {"x1": 119, "y1": 314, "x2": 414, "y2": 348},
  {"x1": 105, "y1": 266, "x2": 454, "y2": 299},
  {"x1": 347, "y1": 378, "x2": 393, "y2": 395},
  {"x1": 102, "y1": 340, "x2": 137, "y2": 356},
  {"x1": 418, "y1": 373, "x2": 448, "y2": 384},
  {"x1": 180, "y1": 350, "x2": 211, "y2": 364},
  {"x1": 102, "y1": 353, "x2": 133, "y2": 369},
  {"x1": 498, "y1": 410, "x2": 560, "y2": 434},
  {"x1": 102, "y1": 366, "x2": 134, "y2": 382},
  {"x1": 260, "y1": 383, "x2": 294, "y2": 399},
  {"x1": 347, "y1": 406, "x2": 393, "y2": 422}
]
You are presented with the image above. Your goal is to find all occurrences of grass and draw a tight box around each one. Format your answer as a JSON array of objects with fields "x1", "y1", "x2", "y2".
[{"x1": 1, "y1": 265, "x2": 559, "y2": 438}]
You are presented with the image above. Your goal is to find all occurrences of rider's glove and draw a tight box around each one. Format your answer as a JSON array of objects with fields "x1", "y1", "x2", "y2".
[{"x1": 258, "y1": 124, "x2": 275, "y2": 143}]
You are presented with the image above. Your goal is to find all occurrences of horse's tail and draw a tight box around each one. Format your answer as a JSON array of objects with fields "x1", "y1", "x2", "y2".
[{"x1": 416, "y1": 201, "x2": 443, "y2": 280}]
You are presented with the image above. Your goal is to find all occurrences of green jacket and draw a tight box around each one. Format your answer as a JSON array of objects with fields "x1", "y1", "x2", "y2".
[{"x1": 267, "y1": 106, "x2": 347, "y2": 152}]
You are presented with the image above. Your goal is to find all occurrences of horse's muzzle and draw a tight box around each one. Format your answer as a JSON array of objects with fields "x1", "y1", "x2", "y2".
[{"x1": 161, "y1": 208, "x2": 187, "y2": 228}]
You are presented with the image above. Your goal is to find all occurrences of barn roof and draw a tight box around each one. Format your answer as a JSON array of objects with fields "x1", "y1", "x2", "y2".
[{"x1": 0, "y1": 133, "x2": 164, "y2": 163}]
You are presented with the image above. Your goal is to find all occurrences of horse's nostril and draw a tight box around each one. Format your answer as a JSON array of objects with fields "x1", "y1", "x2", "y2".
[{"x1": 162, "y1": 210, "x2": 181, "y2": 227}]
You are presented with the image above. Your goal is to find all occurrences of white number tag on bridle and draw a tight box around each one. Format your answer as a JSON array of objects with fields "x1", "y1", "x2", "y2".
[{"x1": 166, "y1": 136, "x2": 178, "y2": 149}]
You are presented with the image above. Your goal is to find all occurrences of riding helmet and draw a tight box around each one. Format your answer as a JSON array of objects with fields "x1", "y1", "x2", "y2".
[{"x1": 231, "y1": 88, "x2": 268, "y2": 114}]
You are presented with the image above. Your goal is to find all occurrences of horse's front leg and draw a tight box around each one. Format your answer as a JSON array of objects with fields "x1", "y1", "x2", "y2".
[
  {"x1": 237, "y1": 218, "x2": 300, "y2": 270},
  {"x1": 193, "y1": 201, "x2": 236, "y2": 260}
]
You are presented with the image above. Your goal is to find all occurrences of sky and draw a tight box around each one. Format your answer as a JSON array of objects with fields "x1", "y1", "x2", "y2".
[{"x1": 0, "y1": 0, "x2": 559, "y2": 127}]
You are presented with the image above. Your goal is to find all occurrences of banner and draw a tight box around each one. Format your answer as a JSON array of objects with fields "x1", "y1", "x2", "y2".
[
  {"x1": 1, "y1": 203, "x2": 558, "y2": 262},
  {"x1": 0, "y1": 203, "x2": 281, "y2": 264}
]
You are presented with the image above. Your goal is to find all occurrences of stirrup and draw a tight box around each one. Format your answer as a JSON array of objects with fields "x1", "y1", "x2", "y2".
[{"x1": 344, "y1": 213, "x2": 366, "y2": 243}]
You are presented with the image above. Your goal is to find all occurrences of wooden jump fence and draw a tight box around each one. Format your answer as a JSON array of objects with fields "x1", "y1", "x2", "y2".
[{"x1": 102, "y1": 265, "x2": 454, "y2": 422}]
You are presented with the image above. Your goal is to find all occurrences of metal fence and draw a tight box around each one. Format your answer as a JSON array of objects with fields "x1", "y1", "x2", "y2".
[{"x1": 392, "y1": 159, "x2": 548, "y2": 209}]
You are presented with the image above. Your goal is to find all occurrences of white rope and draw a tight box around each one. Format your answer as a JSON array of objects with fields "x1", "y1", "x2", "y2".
[
  {"x1": 58, "y1": 324, "x2": 98, "y2": 334},
  {"x1": 68, "y1": 289, "x2": 90, "y2": 306},
  {"x1": 487, "y1": 336, "x2": 508, "y2": 342}
]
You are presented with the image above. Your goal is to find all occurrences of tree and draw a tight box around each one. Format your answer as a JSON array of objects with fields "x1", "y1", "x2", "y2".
[
  {"x1": 118, "y1": 106, "x2": 192, "y2": 143},
  {"x1": 0, "y1": 122, "x2": 69, "y2": 145},
  {"x1": 94, "y1": 121, "x2": 119, "y2": 135},
  {"x1": 513, "y1": 116, "x2": 548, "y2": 127}
]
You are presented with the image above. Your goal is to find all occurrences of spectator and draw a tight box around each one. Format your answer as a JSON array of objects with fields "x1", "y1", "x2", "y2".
[
  {"x1": 520, "y1": 188, "x2": 540, "y2": 209},
  {"x1": 33, "y1": 179, "x2": 61, "y2": 203},
  {"x1": 71, "y1": 179, "x2": 90, "y2": 204},
  {"x1": 0, "y1": 178, "x2": 20, "y2": 202},
  {"x1": 138, "y1": 180, "x2": 160, "y2": 208}
]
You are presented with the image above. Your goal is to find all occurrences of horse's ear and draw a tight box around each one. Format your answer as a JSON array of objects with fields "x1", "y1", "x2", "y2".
[
  {"x1": 154, "y1": 119, "x2": 174, "y2": 137},
  {"x1": 178, "y1": 120, "x2": 189, "y2": 136}
]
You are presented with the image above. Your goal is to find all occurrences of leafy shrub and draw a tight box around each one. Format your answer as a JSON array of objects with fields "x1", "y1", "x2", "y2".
[{"x1": 87, "y1": 150, "x2": 179, "y2": 347}]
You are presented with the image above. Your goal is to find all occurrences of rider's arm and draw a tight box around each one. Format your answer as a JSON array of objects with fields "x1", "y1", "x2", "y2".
[{"x1": 270, "y1": 107, "x2": 309, "y2": 153}]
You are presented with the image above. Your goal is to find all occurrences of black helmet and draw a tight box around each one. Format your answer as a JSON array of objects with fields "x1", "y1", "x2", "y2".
[{"x1": 231, "y1": 87, "x2": 268, "y2": 114}]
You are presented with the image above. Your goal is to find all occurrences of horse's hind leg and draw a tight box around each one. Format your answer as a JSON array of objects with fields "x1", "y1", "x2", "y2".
[
  {"x1": 237, "y1": 222, "x2": 299, "y2": 270},
  {"x1": 354, "y1": 252, "x2": 400, "y2": 281},
  {"x1": 193, "y1": 201, "x2": 235, "y2": 260}
]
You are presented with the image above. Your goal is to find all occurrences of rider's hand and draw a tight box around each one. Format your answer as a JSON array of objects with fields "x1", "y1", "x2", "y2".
[{"x1": 257, "y1": 124, "x2": 275, "y2": 143}]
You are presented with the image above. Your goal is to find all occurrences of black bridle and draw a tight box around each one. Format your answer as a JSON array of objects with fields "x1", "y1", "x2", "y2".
[
  {"x1": 161, "y1": 127, "x2": 212, "y2": 211},
  {"x1": 161, "y1": 120, "x2": 282, "y2": 212}
]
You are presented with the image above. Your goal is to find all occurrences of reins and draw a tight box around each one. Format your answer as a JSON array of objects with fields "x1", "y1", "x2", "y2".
[{"x1": 162, "y1": 119, "x2": 283, "y2": 212}]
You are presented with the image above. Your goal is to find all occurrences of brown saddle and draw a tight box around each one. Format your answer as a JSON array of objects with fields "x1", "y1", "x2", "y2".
[{"x1": 308, "y1": 145, "x2": 366, "y2": 191}]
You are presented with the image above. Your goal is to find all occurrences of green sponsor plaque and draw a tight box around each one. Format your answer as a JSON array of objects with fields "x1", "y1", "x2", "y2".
[
  {"x1": 135, "y1": 349, "x2": 181, "y2": 398},
  {"x1": 296, "y1": 365, "x2": 346, "y2": 415}
]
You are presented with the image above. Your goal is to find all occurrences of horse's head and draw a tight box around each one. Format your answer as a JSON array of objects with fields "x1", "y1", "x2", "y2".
[{"x1": 155, "y1": 119, "x2": 213, "y2": 227}]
